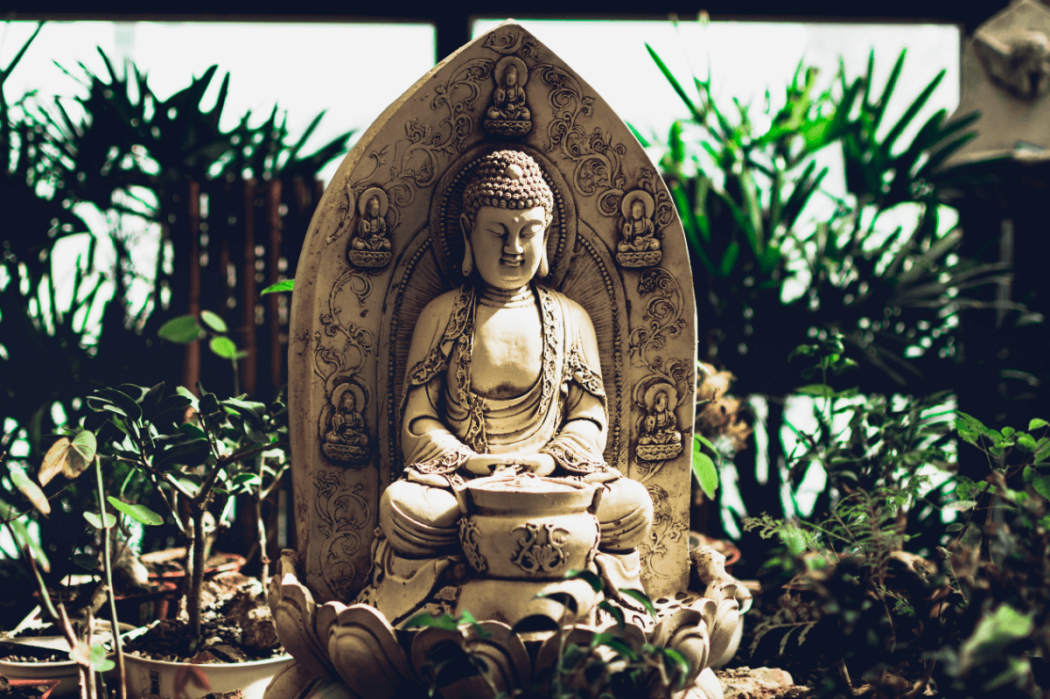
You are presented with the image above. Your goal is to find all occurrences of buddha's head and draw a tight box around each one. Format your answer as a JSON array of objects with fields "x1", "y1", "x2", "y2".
[
  {"x1": 338, "y1": 389, "x2": 357, "y2": 412},
  {"x1": 630, "y1": 198, "x2": 645, "y2": 221},
  {"x1": 367, "y1": 196, "x2": 381, "y2": 218},
  {"x1": 460, "y1": 150, "x2": 554, "y2": 290},
  {"x1": 504, "y1": 65, "x2": 519, "y2": 87},
  {"x1": 655, "y1": 391, "x2": 668, "y2": 412}
]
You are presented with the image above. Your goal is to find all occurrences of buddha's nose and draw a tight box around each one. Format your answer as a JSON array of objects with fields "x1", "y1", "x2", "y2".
[{"x1": 504, "y1": 233, "x2": 524, "y2": 254}]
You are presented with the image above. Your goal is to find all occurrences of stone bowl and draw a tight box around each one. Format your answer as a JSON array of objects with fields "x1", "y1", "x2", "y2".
[{"x1": 458, "y1": 476, "x2": 601, "y2": 580}]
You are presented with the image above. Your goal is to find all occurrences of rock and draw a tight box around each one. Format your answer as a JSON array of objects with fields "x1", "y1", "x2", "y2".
[
  {"x1": 718, "y1": 667, "x2": 814, "y2": 699},
  {"x1": 242, "y1": 606, "x2": 280, "y2": 652}
]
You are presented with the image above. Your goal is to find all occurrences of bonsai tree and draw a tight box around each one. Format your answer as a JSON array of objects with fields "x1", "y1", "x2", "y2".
[{"x1": 83, "y1": 381, "x2": 289, "y2": 654}]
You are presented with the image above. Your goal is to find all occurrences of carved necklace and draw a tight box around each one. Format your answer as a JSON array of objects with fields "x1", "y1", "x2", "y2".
[{"x1": 478, "y1": 284, "x2": 535, "y2": 309}]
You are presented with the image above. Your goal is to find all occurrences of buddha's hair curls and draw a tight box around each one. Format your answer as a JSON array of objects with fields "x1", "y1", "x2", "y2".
[{"x1": 461, "y1": 150, "x2": 554, "y2": 230}]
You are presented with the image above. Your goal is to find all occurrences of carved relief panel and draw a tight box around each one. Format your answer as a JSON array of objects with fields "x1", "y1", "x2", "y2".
[{"x1": 289, "y1": 21, "x2": 697, "y2": 602}]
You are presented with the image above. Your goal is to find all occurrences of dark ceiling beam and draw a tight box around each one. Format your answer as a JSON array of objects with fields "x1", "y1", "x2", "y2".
[{"x1": 1, "y1": 0, "x2": 1006, "y2": 62}]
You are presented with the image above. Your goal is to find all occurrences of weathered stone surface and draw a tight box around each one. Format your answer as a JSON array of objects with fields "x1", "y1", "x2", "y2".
[
  {"x1": 718, "y1": 667, "x2": 815, "y2": 699},
  {"x1": 945, "y1": 0, "x2": 1050, "y2": 165}
]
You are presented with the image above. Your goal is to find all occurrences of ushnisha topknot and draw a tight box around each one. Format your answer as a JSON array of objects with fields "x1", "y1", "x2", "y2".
[{"x1": 462, "y1": 150, "x2": 555, "y2": 229}]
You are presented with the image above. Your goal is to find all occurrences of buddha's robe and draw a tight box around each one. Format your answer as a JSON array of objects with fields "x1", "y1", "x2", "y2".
[{"x1": 379, "y1": 283, "x2": 652, "y2": 557}]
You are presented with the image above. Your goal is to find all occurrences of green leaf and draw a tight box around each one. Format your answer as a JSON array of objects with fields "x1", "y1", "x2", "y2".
[
  {"x1": 692, "y1": 451, "x2": 719, "y2": 500},
  {"x1": 39, "y1": 435, "x2": 92, "y2": 485},
  {"x1": 200, "y1": 310, "x2": 228, "y2": 333},
  {"x1": 10, "y1": 466, "x2": 50, "y2": 516},
  {"x1": 563, "y1": 568, "x2": 603, "y2": 593},
  {"x1": 1033, "y1": 476, "x2": 1050, "y2": 500},
  {"x1": 795, "y1": 384, "x2": 835, "y2": 398},
  {"x1": 155, "y1": 439, "x2": 212, "y2": 469},
  {"x1": 1018, "y1": 434, "x2": 1038, "y2": 452},
  {"x1": 945, "y1": 500, "x2": 976, "y2": 511},
  {"x1": 176, "y1": 386, "x2": 200, "y2": 411},
  {"x1": 619, "y1": 588, "x2": 658, "y2": 620},
  {"x1": 72, "y1": 553, "x2": 99, "y2": 571},
  {"x1": 158, "y1": 315, "x2": 203, "y2": 344},
  {"x1": 11, "y1": 519, "x2": 50, "y2": 572},
  {"x1": 1024, "y1": 466, "x2": 1038, "y2": 484},
  {"x1": 959, "y1": 603, "x2": 1033, "y2": 674},
  {"x1": 1030, "y1": 419, "x2": 1048, "y2": 431},
  {"x1": 260, "y1": 279, "x2": 295, "y2": 295},
  {"x1": 107, "y1": 497, "x2": 164, "y2": 526},
  {"x1": 84, "y1": 511, "x2": 117, "y2": 529},
  {"x1": 403, "y1": 613, "x2": 461, "y2": 631},
  {"x1": 89, "y1": 643, "x2": 114, "y2": 673},
  {"x1": 209, "y1": 336, "x2": 240, "y2": 359}
]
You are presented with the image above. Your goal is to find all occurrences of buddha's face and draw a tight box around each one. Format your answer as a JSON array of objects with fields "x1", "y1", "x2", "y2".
[
  {"x1": 339, "y1": 391, "x2": 357, "y2": 411},
  {"x1": 464, "y1": 206, "x2": 547, "y2": 290},
  {"x1": 505, "y1": 66, "x2": 518, "y2": 87},
  {"x1": 631, "y1": 200, "x2": 645, "y2": 220},
  {"x1": 367, "y1": 197, "x2": 380, "y2": 217},
  {"x1": 655, "y1": 392, "x2": 668, "y2": 411}
]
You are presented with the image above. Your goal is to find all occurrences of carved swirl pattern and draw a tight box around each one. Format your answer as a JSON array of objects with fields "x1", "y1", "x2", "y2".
[
  {"x1": 511, "y1": 522, "x2": 571, "y2": 574},
  {"x1": 537, "y1": 64, "x2": 626, "y2": 216},
  {"x1": 639, "y1": 484, "x2": 687, "y2": 580},
  {"x1": 314, "y1": 264, "x2": 377, "y2": 467},
  {"x1": 315, "y1": 469, "x2": 373, "y2": 598},
  {"x1": 460, "y1": 517, "x2": 488, "y2": 573},
  {"x1": 629, "y1": 269, "x2": 692, "y2": 481},
  {"x1": 482, "y1": 26, "x2": 541, "y2": 60}
]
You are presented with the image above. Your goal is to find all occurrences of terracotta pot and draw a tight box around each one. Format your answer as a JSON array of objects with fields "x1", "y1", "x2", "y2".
[
  {"x1": 0, "y1": 658, "x2": 77, "y2": 696},
  {"x1": 122, "y1": 652, "x2": 292, "y2": 699},
  {"x1": 140, "y1": 549, "x2": 246, "y2": 581},
  {"x1": 458, "y1": 476, "x2": 601, "y2": 580},
  {"x1": 688, "y1": 531, "x2": 741, "y2": 570}
]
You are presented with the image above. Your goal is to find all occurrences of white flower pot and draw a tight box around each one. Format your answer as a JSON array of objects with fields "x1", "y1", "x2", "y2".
[
  {"x1": 0, "y1": 658, "x2": 79, "y2": 696},
  {"x1": 122, "y1": 653, "x2": 292, "y2": 699}
]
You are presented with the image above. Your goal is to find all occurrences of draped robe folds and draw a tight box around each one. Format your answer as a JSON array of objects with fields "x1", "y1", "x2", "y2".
[{"x1": 400, "y1": 283, "x2": 610, "y2": 479}]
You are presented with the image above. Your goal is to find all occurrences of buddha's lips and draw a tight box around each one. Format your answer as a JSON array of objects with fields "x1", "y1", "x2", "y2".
[{"x1": 501, "y1": 256, "x2": 524, "y2": 266}]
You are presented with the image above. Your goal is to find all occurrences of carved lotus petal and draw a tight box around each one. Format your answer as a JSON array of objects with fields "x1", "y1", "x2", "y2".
[
  {"x1": 325, "y1": 604, "x2": 416, "y2": 699},
  {"x1": 268, "y1": 551, "x2": 335, "y2": 678},
  {"x1": 649, "y1": 607, "x2": 709, "y2": 689},
  {"x1": 410, "y1": 621, "x2": 530, "y2": 699},
  {"x1": 701, "y1": 596, "x2": 741, "y2": 670}
]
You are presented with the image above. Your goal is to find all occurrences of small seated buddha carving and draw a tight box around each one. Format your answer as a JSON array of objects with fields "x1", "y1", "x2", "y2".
[
  {"x1": 348, "y1": 188, "x2": 392, "y2": 268},
  {"x1": 322, "y1": 384, "x2": 369, "y2": 463},
  {"x1": 638, "y1": 388, "x2": 683, "y2": 462},
  {"x1": 359, "y1": 150, "x2": 654, "y2": 622},
  {"x1": 616, "y1": 190, "x2": 662, "y2": 268},
  {"x1": 485, "y1": 57, "x2": 532, "y2": 136}
]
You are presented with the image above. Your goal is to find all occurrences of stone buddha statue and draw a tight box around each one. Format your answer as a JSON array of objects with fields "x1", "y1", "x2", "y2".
[
  {"x1": 268, "y1": 24, "x2": 749, "y2": 699},
  {"x1": 359, "y1": 149, "x2": 654, "y2": 621}
]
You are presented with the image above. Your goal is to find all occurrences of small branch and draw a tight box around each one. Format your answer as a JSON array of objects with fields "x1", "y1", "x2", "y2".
[{"x1": 96, "y1": 457, "x2": 127, "y2": 699}]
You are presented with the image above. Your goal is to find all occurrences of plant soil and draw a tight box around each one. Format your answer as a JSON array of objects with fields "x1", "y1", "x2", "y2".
[{"x1": 124, "y1": 573, "x2": 282, "y2": 664}]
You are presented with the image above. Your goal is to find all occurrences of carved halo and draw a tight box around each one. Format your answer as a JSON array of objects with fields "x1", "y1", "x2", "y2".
[
  {"x1": 494, "y1": 55, "x2": 529, "y2": 87},
  {"x1": 429, "y1": 143, "x2": 578, "y2": 288},
  {"x1": 621, "y1": 189, "x2": 655, "y2": 220},
  {"x1": 642, "y1": 382, "x2": 679, "y2": 412},
  {"x1": 331, "y1": 381, "x2": 369, "y2": 414},
  {"x1": 357, "y1": 187, "x2": 389, "y2": 218}
]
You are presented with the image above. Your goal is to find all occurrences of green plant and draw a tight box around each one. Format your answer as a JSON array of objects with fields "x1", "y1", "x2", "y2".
[
  {"x1": 1, "y1": 23, "x2": 350, "y2": 475},
  {"x1": 2, "y1": 429, "x2": 125, "y2": 699},
  {"x1": 82, "y1": 381, "x2": 289, "y2": 654}
]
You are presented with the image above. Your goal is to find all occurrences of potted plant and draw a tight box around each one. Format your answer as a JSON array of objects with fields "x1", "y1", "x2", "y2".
[
  {"x1": 81, "y1": 381, "x2": 291, "y2": 699},
  {"x1": 0, "y1": 429, "x2": 131, "y2": 698}
]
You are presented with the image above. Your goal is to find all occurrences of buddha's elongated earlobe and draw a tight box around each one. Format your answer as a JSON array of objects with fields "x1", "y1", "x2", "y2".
[
  {"x1": 537, "y1": 243, "x2": 550, "y2": 278},
  {"x1": 462, "y1": 239, "x2": 474, "y2": 277},
  {"x1": 460, "y1": 212, "x2": 474, "y2": 277}
]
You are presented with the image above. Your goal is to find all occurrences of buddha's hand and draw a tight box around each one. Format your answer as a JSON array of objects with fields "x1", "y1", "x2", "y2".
[{"x1": 462, "y1": 454, "x2": 556, "y2": 477}]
